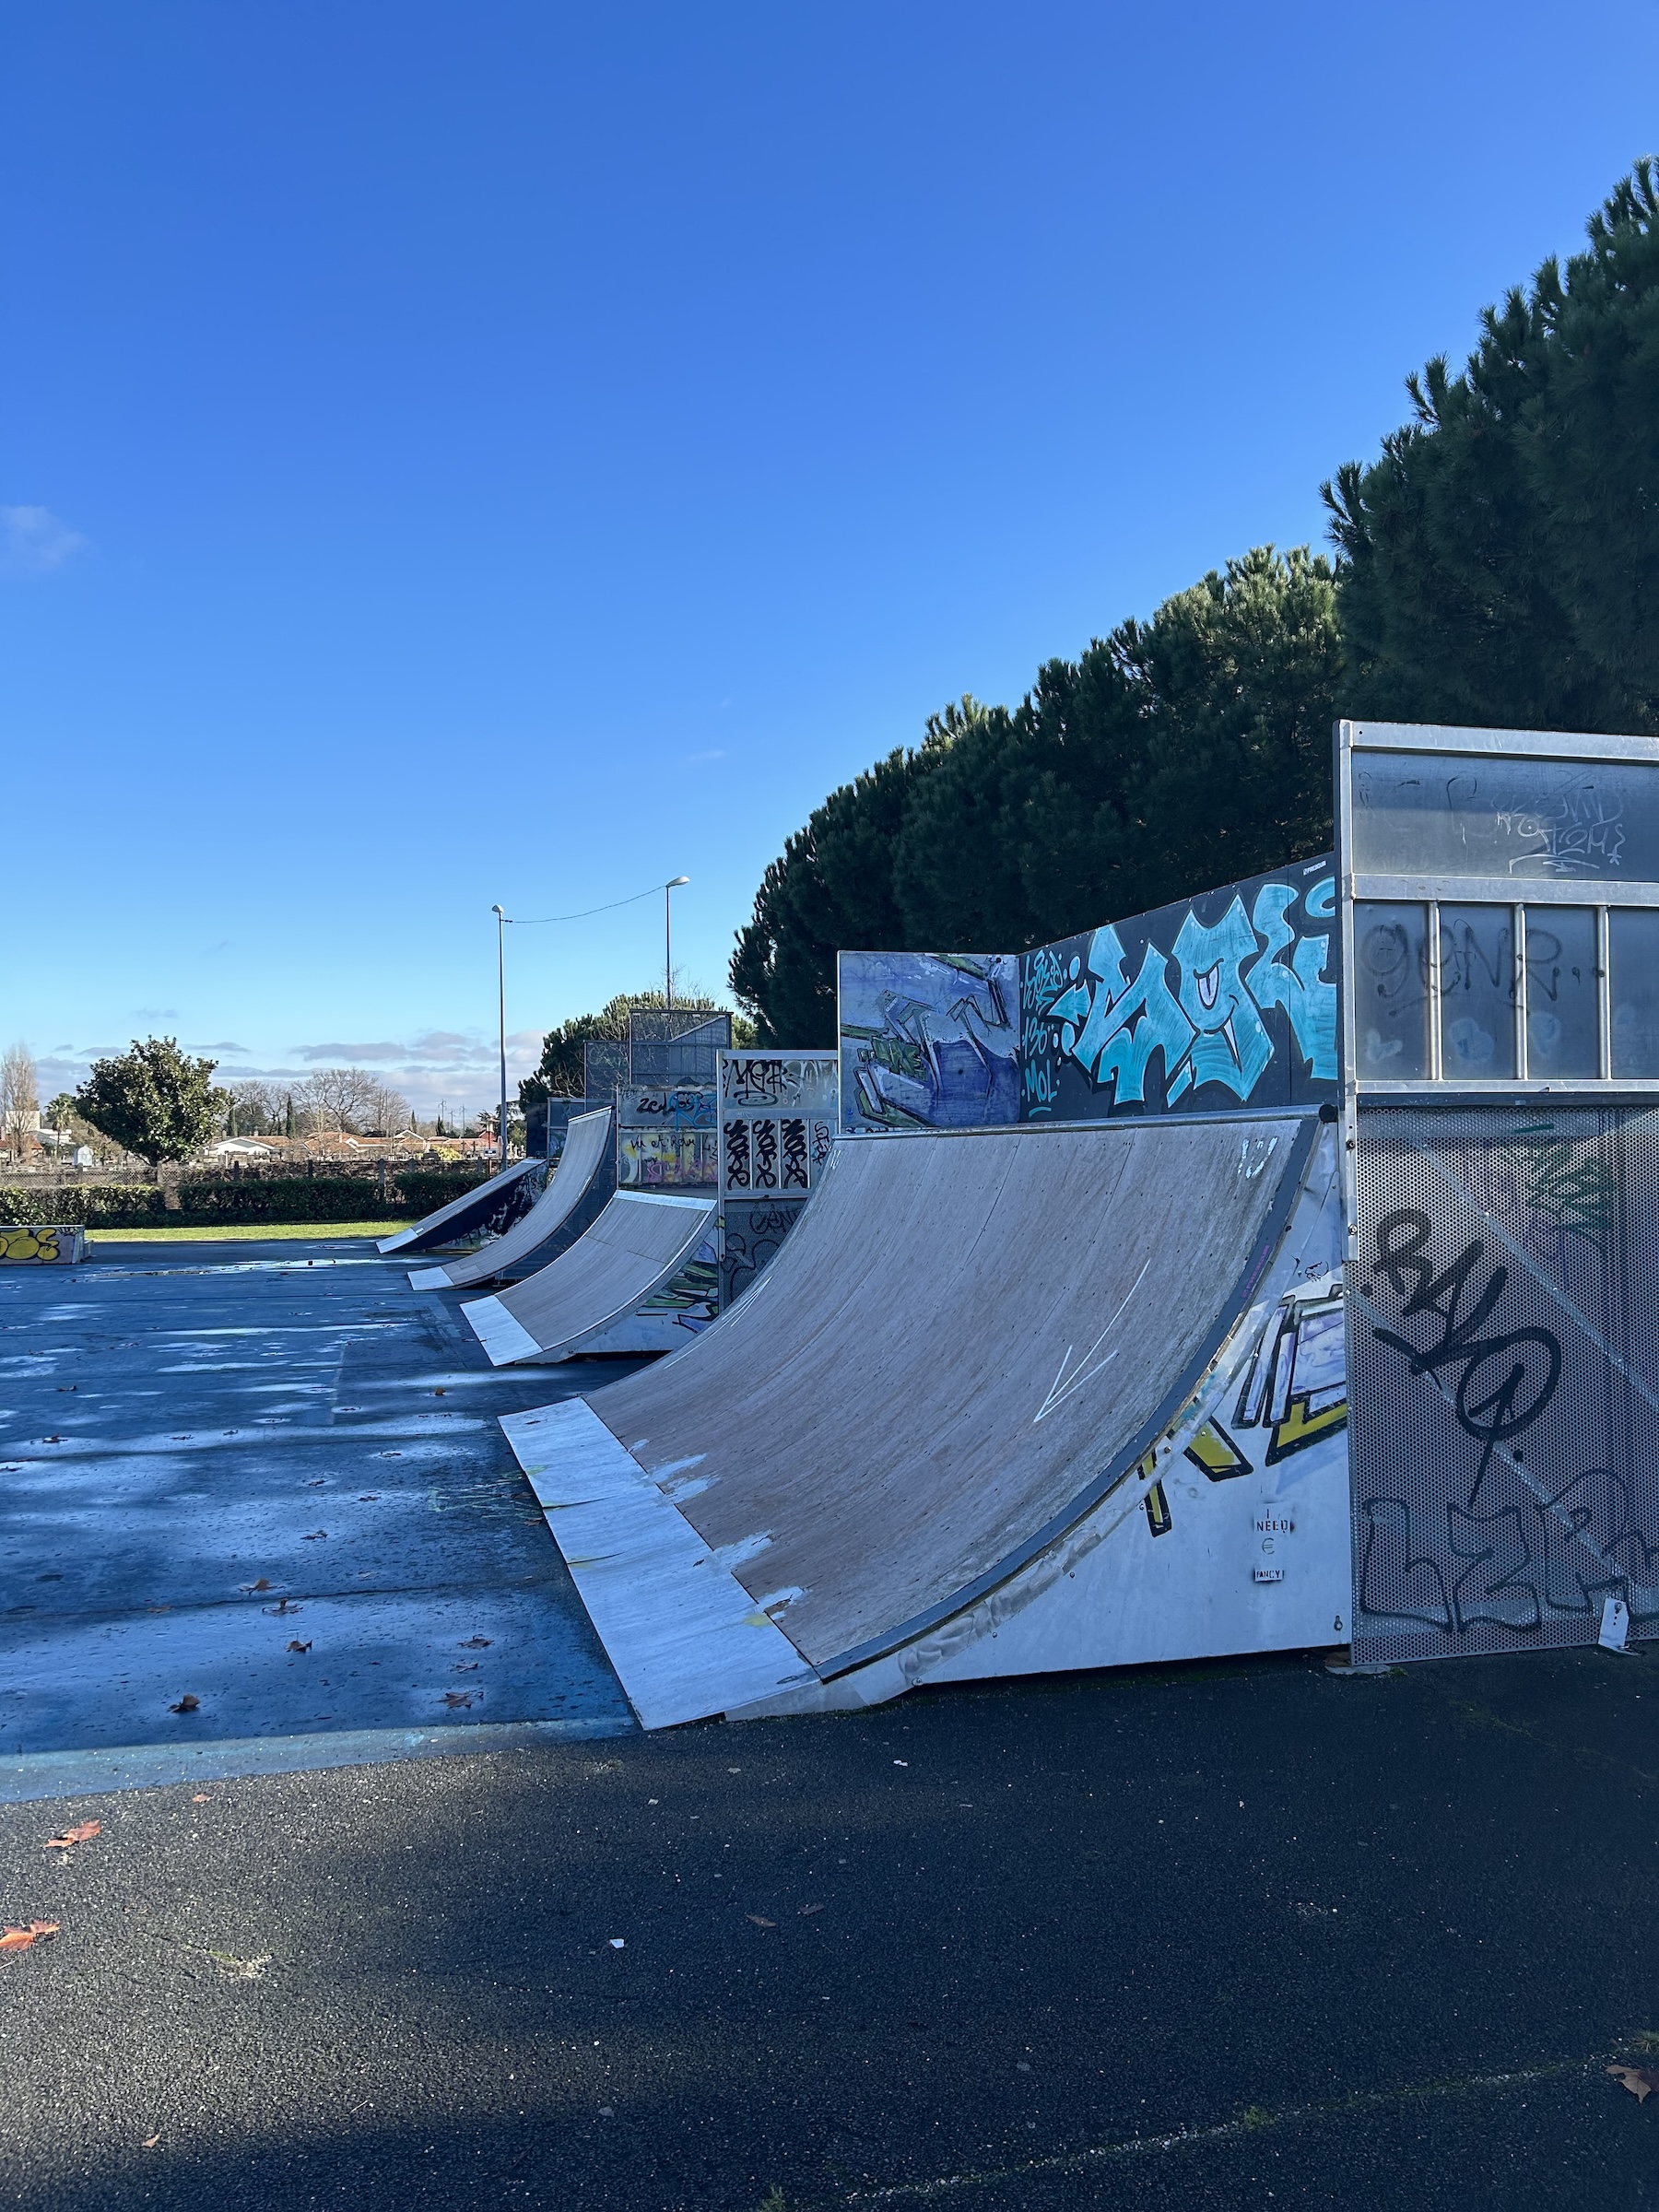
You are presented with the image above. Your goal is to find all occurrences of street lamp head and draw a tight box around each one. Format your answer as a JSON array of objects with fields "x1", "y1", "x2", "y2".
[
  {"x1": 666, "y1": 875, "x2": 689, "y2": 888},
  {"x1": 491, "y1": 902, "x2": 505, "y2": 917}
]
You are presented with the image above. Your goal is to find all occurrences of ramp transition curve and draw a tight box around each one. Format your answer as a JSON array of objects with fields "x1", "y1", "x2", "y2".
[
  {"x1": 408, "y1": 1109, "x2": 611, "y2": 1290},
  {"x1": 500, "y1": 1113, "x2": 1347, "y2": 1727},
  {"x1": 464, "y1": 1188, "x2": 716, "y2": 1366}
]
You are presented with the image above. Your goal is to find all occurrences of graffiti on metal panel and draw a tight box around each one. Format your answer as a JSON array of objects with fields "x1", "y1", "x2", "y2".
[
  {"x1": 1353, "y1": 1119, "x2": 1659, "y2": 1654},
  {"x1": 719, "y1": 1197, "x2": 805, "y2": 1311},
  {"x1": 636, "y1": 1234, "x2": 720, "y2": 1334},
  {"x1": 1019, "y1": 859, "x2": 1337, "y2": 1121},
  {"x1": 618, "y1": 1127, "x2": 719, "y2": 1189},
  {"x1": 1495, "y1": 1124, "x2": 1615, "y2": 1254},
  {"x1": 839, "y1": 951, "x2": 1019, "y2": 1133},
  {"x1": 720, "y1": 1053, "x2": 839, "y2": 1113},
  {"x1": 1180, "y1": 1285, "x2": 1347, "y2": 1488},
  {"x1": 621, "y1": 1086, "x2": 716, "y2": 1131}
]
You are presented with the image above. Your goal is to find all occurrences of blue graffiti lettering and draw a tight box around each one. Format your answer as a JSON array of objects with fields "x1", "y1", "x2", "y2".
[
  {"x1": 1168, "y1": 900, "x2": 1273, "y2": 1103},
  {"x1": 1245, "y1": 880, "x2": 1337, "y2": 1079}
]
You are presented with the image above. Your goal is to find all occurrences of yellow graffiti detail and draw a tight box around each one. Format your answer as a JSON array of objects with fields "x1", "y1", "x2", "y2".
[
  {"x1": 1183, "y1": 1418, "x2": 1253, "y2": 1482},
  {"x1": 1144, "y1": 1479, "x2": 1172, "y2": 1537},
  {"x1": 0, "y1": 1227, "x2": 62, "y2": 1263},
  {"x1": 1266, "y1": 1394, "x2": 1348, "y2": 1461}
]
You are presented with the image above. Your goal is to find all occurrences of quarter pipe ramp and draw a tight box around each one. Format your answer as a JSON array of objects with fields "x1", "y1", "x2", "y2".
[
  {"x1": 377, "y1": 1155, "x2": 543, "y2": 1256},
  {"x1": 408, "y1": 1109, "x2": 611, "y2": 1290},
  {"x1": 463, "y1": 1188, "x2": 717, "y2": 1366},
  {"x1": 500, "y1": 1114, "x2": 1351, "y2": 1729}
]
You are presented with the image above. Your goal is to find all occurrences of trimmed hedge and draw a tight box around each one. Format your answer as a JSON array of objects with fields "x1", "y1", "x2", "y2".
[{"x1": 0, "y1": 1167, "x2": 490, "y2": 1230}]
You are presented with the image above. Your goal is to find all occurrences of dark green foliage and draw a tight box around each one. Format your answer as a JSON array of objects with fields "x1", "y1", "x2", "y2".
[
  {"x1": 0, "y1": 1166, "x2": 488, "y2": 1229},
  {"x1": 1324, "y1": 159, "x2": 1659, "y2": 734},
  {"x1": 74, "y1": 1038, "x2": 224, "y2": 1167},
  {"x1": 729, "y1": 550, "x2": 1342, "y2": 1042}
]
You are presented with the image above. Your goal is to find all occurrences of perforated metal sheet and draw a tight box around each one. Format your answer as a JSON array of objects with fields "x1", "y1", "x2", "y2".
[{"x1": 1348, "y1": 1104, "x2": 1659, "y2": 1662}]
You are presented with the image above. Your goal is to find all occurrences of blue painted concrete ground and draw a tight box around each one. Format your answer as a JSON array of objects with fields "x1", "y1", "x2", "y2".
[{"x1": 0, "y1": 1237, "x2": 642, "y2": 1784}]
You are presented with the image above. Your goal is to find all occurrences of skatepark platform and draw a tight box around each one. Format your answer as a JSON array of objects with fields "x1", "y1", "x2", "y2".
[
  {"x1": 408, "y1": 1109, "x2": 610, "y2": 1289},
  {"x1": 462, "y1": 1189, "x2": 718, "y2": 1367},
  {"x1": 378, "y1": 1156, "x2": 541, "y2": 1256},
  {"x1": 501, "y1": 1113, "x2": 1350, "y2": 1728}
]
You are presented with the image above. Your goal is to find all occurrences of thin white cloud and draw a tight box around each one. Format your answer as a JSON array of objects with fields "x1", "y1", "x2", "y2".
[
  {"x1": 686, "y1": 748, "x2": 726, "y2": 763},
  {"x1": 293, "y1": 1041, "x2": 406, "y2": 1063},
  {"x1": 1, "y1": 505, "x2": 88, "y2": 575}
]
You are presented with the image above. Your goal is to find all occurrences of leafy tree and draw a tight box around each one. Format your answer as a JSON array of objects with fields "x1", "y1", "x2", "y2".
[
  {"x1": 1324, "y1": 159, "x2": 1659, "y2": 734},
  {"x1": 75, "y1": 1038, "x2": 225, "y2": 1167},
  {"x1": 730, "y1": 548, "x2": 1342, "y2": 1041}
]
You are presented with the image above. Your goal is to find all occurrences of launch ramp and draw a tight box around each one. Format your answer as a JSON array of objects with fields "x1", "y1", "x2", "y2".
[
  {"x1": 463, "y1": 1189, "x2": 716, "y2": 1366},
  {"x1": 501, "y1": 1114, "x2": 1338, "y2": 1727},
  {"x1": 408, "y1": 1110, "x2": 611, "y2": 1289}
]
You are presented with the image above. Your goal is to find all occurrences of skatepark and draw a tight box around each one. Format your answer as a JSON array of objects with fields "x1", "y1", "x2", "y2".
[{"x1": 6, "y1": 719, "x2": 1659, "y2": 2206}]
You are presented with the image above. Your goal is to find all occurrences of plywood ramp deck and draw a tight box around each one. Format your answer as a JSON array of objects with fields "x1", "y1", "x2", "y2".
[
  {"x1": 464, "y1": 1189, "x2": 716, "y2": 1366},
  {"x1": 501, "y1": 1116, "x2": 1321, "y2": 1723}
]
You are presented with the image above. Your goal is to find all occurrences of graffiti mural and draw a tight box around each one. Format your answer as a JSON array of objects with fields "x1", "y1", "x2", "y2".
[
  {"x1": 1019, "y1": 858, "x2": 1338, "y2": 1121},
  {"x1": 716, "y1": 1052, "x2": 840, "y2": 1307},
  {"x1": 838, "y1": 952, "x2": 1019, "y2": 1134},
  {"x1": 0, "y1": 1225, "x2": 86, "y2": 1265},
  {"x1": 618, "y1": 1086, "x2": 718, "y2": 1191},
  {"x1": 1349, "y1": 1106, "x2": 1659, "y2": 1663}
]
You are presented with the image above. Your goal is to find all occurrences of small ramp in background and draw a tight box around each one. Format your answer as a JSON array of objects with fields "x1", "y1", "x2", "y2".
[
  {"x1": 408, "y1": 1110, "x2": 611, "y2": 1290},
  {"x1": 378, "y1": 1155, "x2": 543, "y2": 1256},
  {"x1": 500, "y1": 1115, "x2": 1351, "y2": 1729},
  {"x1": 464, "y1": 1189, "x2": 717, "y2": 1367}
]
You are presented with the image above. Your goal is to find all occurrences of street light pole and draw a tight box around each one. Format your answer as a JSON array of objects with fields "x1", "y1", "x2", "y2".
[
  {"x1": 492, "y1": 903, "x2": 508, "y2": 1172},
  {"x1": 665, "y1": 876, "x2": 689, "y2": 1015}
]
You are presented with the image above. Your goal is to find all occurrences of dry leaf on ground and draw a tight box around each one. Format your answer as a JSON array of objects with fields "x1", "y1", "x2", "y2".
[
  {"x1": 1610, "y1": 2065, "x2": 1659, "y2": 2101},
  {"x1": 142, "y1": 2136, "x2": 159, "y2": 2148},
  {"x1": 461, "y1": 1637, "x2": 491, "y2": 1648},
  {"x1": 42, "y1": 1822, "x2": 100, "y2": 1850},
  {"x1": 442, "y1": 1691, "x2": 473, "y2": 1708},
  {"x1": 747, "y1": 1915, "x2": 777, "y2": 1928},
  {"x1": 287, "y1": 1640, "x2": 312, "y2": 1653},
  {"x1": 170, "y1": 1695, "x2": 199, "y2": 1713},
  {"x1": 0, "y1": 1923, "x2": 59, "y2": 1953},
  {"x1": 192, "y1": 1794, "x2": 209, "y2": 1804}
]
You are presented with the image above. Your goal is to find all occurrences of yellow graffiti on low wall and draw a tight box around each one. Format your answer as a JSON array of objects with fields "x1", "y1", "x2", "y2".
[{"x1": 0, "y1": 1225, "x2": 78, "y2": 1264}]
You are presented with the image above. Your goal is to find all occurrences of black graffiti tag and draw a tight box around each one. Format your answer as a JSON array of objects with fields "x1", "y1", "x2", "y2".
[{"x1": 1368, "y1": 1207, "x2": 1561, "y2": 1508}]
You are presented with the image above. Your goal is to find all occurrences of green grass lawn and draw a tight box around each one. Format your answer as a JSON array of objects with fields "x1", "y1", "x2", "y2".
[{"x1": 88, "y1": 1220, "x2": 414, "y2": 1243}]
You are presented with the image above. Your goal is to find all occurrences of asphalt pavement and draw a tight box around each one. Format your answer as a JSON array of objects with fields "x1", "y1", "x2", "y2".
[{"x1": 2, "y1": 1643, "x2": 1657, "y2": 2210}]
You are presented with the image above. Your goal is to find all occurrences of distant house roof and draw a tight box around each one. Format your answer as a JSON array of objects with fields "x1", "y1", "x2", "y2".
[{"x1": 205, "y1": 1138, "x2": 274, "y2": 1159}]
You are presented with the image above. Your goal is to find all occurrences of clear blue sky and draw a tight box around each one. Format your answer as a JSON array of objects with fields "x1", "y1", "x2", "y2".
[{"x1": 4, "y1": 3, "x2": 1655, "y2": 1118}]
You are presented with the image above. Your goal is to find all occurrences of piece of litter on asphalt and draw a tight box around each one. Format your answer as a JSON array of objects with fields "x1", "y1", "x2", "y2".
[
  {"x1": 608, "y1": 1937, "x2": 625, "y2": 1949},
  {"x1": 460, "y1": 1637, "x2": 490, "y2": 1648},
  {"x1": 301, "y1": 1531, "x2": 327, "y2": 1541},
  {"x1": 647, "y1": 1799, "x2": 658, "y2": 1806},
  {"x1": 747, "y1": 1915, "x2": 777, "y2": 1929},
  {"x1": 43, "y1": 1822, "x2": 100, "y2": 1850},
  {"x1": 0, "y1": 1922, "x2": 59, "y2": 1953},
  {"x1": 170, "y1": 1695, "x2": 199, "y2": 1714},
  {"x1": 893, "y1": 1759, "x2": 908, "y2": 1767},
  {"x1": 192, "y1": 1794, "x2": 209, "y2": 1804},
  {"x1": 799, "y1": 1903, "x2": 824, "y2": 1916},
  {"x1": 142, "y1": 2136, "x2": 160, "y2": 2148},
  {"x1": 598, "y1": 2105, "x2": 614, "y2": 2118},
  {"x1": 287, "y1": 1640, "x2": 312, "y2": 1653},
  {"x1": 242, "y1": 1579, "x2": 271, "y2": 1592},
  {"x1": 726, "y1": 1767, "x2": 741, "y2": 1773},
  {"x1": 1610, "y1": 2065, "x2": 1659, "y2": 2101}
]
